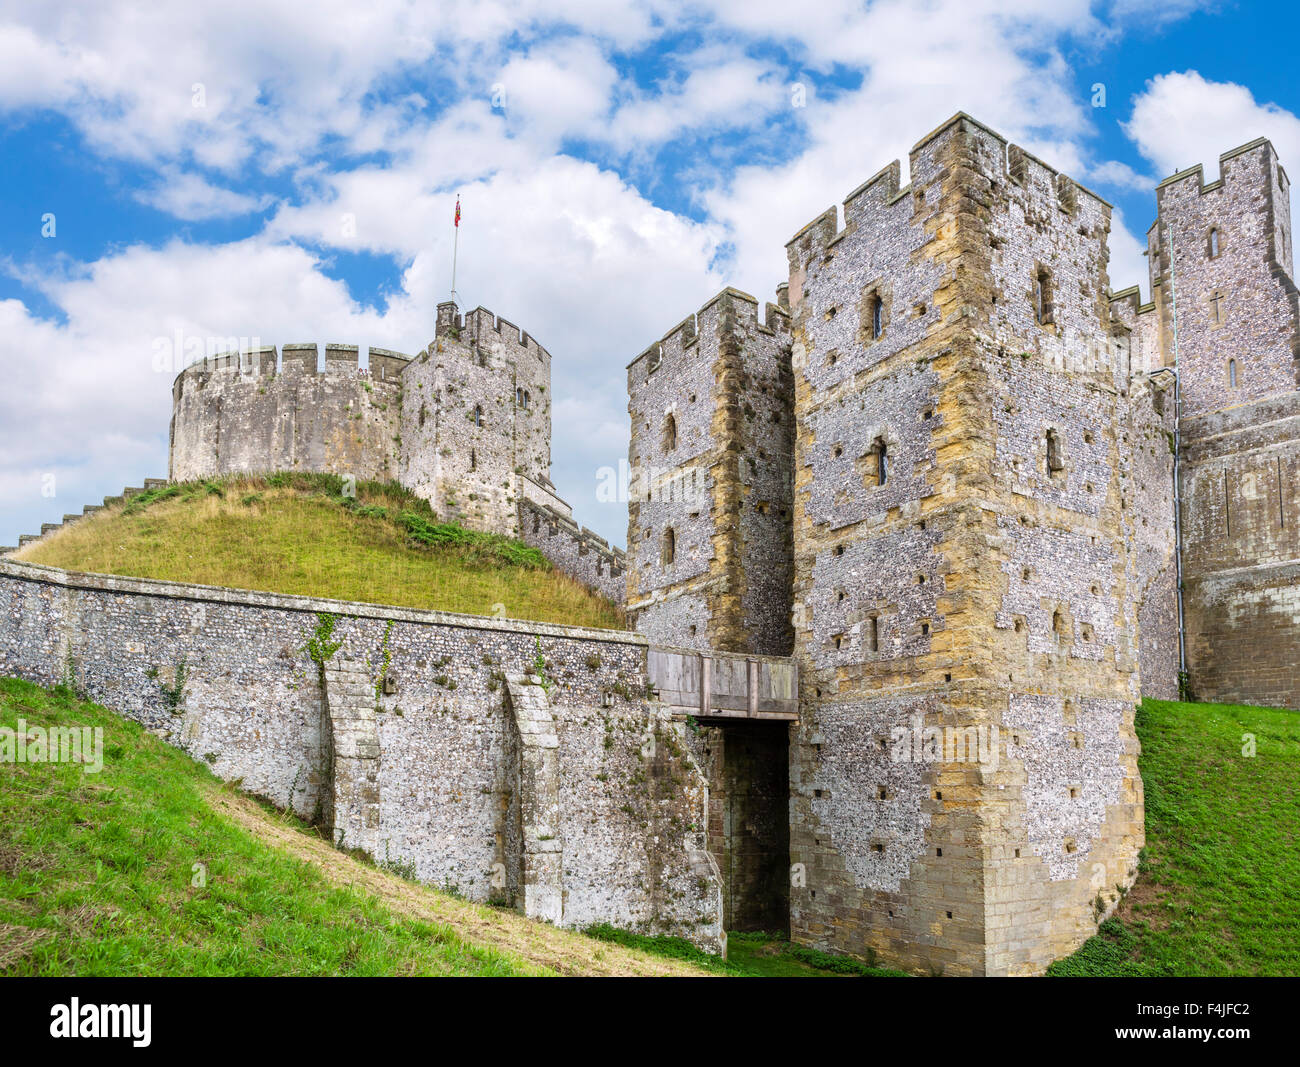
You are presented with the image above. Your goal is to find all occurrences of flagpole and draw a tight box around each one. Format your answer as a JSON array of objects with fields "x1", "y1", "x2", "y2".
[{"x1": 450, "y1": 194, "x2": 460, "y2": 307}]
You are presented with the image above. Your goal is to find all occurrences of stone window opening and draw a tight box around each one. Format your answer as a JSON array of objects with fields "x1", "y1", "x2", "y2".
[
  {"x1": 870, "y1": 436, "x2": 889, "y2": 487},
  {"x1": 1208, "y1": 227, "x2": 1221, "y2": 259},
  {"x1": 871, "y1": 296, "x2": 883, "y2": 339},
  {"x1": 470, "y1": 449, "x2": 477, "y2": 472},
  {"x1": 868, "y1": 615, "x2": 879, "y2": 652},
  {"x1": 473, "y1": 404, "x2": 484, "y2": 427},
  {"x1": 1052, "y1": 609, "x2": 1068, "y2": 645},
  {"x1": 663, "y1": 413, "x2": 677, "y2": 452},
  {"x1": 661, "y1": 527, "x2": 675, "y2": 565},
  {"x1": 1228, "y1": 358, "x2": 1239, "y2": 388},
  {"x1": 1033, "y1": 266, "x2": 1054, "y2": 326},
  {"x1": 1046, "y1": 428, "x2": 1064, "y2": 477}
]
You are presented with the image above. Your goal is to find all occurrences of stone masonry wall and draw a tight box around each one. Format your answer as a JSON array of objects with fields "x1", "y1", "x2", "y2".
[
  {"x1": 1148, "y1": 137, "x2": 1300, "y2": 708},
  {"x1": 519, "y1": 498, "x2": 627, "y2": 605},
  {"x1": 169, "y1": 344, "x2": 408, "y2": 485},
  {"x1": 397, "y1": 303, "x2": 554, "y2": 537},
  {"x1": 0, "y1": 558, "x2": 723, "y2": 949},
  {"x1": 626, "y1": 288, "x2": 793, "y2": 655},
  {"x1": 1181, "y1": 394, "x2": 1300, "y2": 708},
  {"x1": 784, "y1": 114, "x2": 1143, "y2": 976},
  {"x1": 1150, "y1": 138, "x2": 1300, "y2": 419}
]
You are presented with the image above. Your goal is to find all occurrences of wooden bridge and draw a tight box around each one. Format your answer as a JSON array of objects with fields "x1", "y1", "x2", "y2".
[{"x1": 647, "y1": 646, "x2": 798, "y2": 722}]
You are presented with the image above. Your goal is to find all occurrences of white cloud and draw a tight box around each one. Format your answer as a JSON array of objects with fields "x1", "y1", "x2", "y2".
[
  {"x1": 137, "y1": 170, "x2": 273, "y2": 221},
  {"x1": 1125, "y1": 71, "x2": 1300, "y2": 183},
  {"x1": 0, "y1": 1, "x2": 1228, "y2": 549},
  {"x1": 1107, "y1": 208, "x2": 1152, "y2": 297}
]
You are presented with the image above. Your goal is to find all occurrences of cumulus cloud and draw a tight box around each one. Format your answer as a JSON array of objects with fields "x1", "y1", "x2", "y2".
[
  {"x1": 137, "y1": 170, "x2": 273, "y2": 221},
  {"x1": 1125, "y1": 71, "x2": 1300, "y2": 182},
  {"x1": 0, "y1": 1, "x2": 1228, "y2": 547}
]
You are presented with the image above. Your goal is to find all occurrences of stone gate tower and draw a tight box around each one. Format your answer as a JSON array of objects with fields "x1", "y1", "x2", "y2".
[{"x1": 781, "y1": 115, "x2": 1144, "y2": 975}]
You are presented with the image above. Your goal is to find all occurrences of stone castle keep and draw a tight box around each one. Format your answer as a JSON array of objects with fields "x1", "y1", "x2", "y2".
[
  {"x1": 2, "y1": 113, "x2": 1297, "y2": 975},
  {"x1": 167, "y1": 300, "x2": 628, "y2": 604}
]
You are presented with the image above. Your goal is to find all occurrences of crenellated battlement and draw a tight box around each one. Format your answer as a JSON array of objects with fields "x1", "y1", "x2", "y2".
[
  {"x1": 1155, "y1": 136, "x2": 1280, "y2": 198},
  {"x1": 627, "y1": 286, "x2": 789, "y2": 374},
  {"x1": 435, "y1": 300, "x2": 551, "y2": 363},
  {"x1": 172, "y1": 343, "x2": 413, "y2": 385},
  {"x1": 787, "y1": 112, "x2": 1110, "y2": 267}
]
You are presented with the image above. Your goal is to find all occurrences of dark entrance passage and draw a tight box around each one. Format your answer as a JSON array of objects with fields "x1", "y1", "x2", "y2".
[{"x1": 700, "y1": 722, "x2": 790, "y2": 932}]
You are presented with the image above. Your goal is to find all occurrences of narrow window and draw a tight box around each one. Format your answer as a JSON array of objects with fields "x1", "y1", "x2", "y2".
[
  {"x1": 868, "y1": 615, "x2": 879, "y2": 653},
  {"x1": 872, "y1": 437, "x2": 889, "y2": 487},
  {"x1": 663, "y1": 413, "x2": 677, "y2": 451},
  {"x1": 1228, "y1": 359, "x2": 1238, "y2": 388},
  {"x1": 1208, "y1": 228, "x2": 1220, "y2": 258},
  {"x1": 473, "y1": 404, "x2": 483, "y2": 427},
  {"x1": 1046, "y1": 429, "x2": 1064, "y2": 475},
  {"x1": 871, "y1": 295, "x2": 883, "y2": 339},
  {"x1": 1052, "y1": 610, "x2": 1066, "y2": 642},
  {"x1": 470, "y1": 448, "x2": 477, "y2": 471},
  {"x1": 661, "y1": 527, "x2": 675, "y2": 565},
  {"x1": 516, "y1": 387, "x2": 523, "y2": 407},
  {"x1": 1034, "y1": 267, "x2": 1053, "y2": 325},
  {"x1": 524, "y1": 390, "x2": 530, "y2": 409}
]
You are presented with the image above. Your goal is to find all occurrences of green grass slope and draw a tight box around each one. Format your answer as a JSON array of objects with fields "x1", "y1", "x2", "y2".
[
  {"x1": 0, "y1": 677, "x2": 536, "y2": 975},
  {"x1": 15, "y1": 473, "x2": 625, "y2": 632},
  {"x1": 1051, "y1": 697, "x2": 1300, "y2": 976},
  {"x1": 0, "y1": 678, "x2": 712, "y2": 977}
]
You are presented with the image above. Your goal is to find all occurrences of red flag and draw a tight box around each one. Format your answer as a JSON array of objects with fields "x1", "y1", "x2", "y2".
[{"x1": 454, "y1": 196, "x2": 461, "y2": 228}]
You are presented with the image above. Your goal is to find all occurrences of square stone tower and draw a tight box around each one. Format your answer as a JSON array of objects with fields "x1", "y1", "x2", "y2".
[
  {"x1": 1146, "y1": 139, "x2": 1300, "y2": 708},
  {"x1": 398, "y1": 302, "x2": 554, "y2": 536},
  {"x1": 626, "y1": 288, "x2": 794, "y2": 656},
  {"x1": 785, "y1": 114, "x2": 1144, "y2": 975}
]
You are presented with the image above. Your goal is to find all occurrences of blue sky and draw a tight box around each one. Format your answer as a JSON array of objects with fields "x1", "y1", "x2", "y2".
[{"x1": 2, "y1": 0, "x2": 1299, "y2": 550}]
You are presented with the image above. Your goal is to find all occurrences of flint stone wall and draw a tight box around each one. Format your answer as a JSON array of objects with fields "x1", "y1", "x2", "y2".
[{"x1": 0, "y1": 558, "x2": 722, "y2": 950}]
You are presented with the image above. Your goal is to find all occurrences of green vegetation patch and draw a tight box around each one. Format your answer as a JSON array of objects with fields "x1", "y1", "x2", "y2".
[
  {"x1": 0, "y1": 677, "x2": 539, "y2": 976},
  {"x1": 1051, "y1": 697, "x2": 1300, "y2": 976},
  {"x1": 583, "y1": 925, "x2": 904, "y2": 977},
  {"x1": 18, "y1": 473, "x2": 624, "y2": 631}
]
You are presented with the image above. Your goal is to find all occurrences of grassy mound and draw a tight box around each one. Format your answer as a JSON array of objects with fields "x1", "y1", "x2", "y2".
[
  {"x1": 0, "y1": 676, "x2": 534, "y2": 975},
  {"x1": 1050, "y1": 697, "x2": 1300, "y2": 976},
  {"x1": 0, "y1": 677, "x2": 711, "y2": 976},
  {"x1": 16, "y1": 473, "x2": 624, "y2": 631}
]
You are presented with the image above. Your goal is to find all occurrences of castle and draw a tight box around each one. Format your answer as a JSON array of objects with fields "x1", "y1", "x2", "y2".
[
  {"x1": 3, "y1": 113, "x2": 1296, "y2": 976},
  {"x1": 626, "y1": 113, "x2": 1298, "y2": 972},
  {"x1": 166, "y1": 300, "x2": 627, "y2": 604}
]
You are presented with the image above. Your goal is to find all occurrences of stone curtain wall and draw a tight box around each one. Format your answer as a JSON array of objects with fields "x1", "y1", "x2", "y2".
[
  {"x1": 1181, "y1": 395, "x2": 1300, "y2": 708},
  {"x1": 0, "y1": 558, "x2": 723, "y2": 949},
  {"x1": 518, "y1": 499, "x2": 626, "y2": 605},
  {"x1": 169, "y1": 344, "x2": 409, "y2": 484}
]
